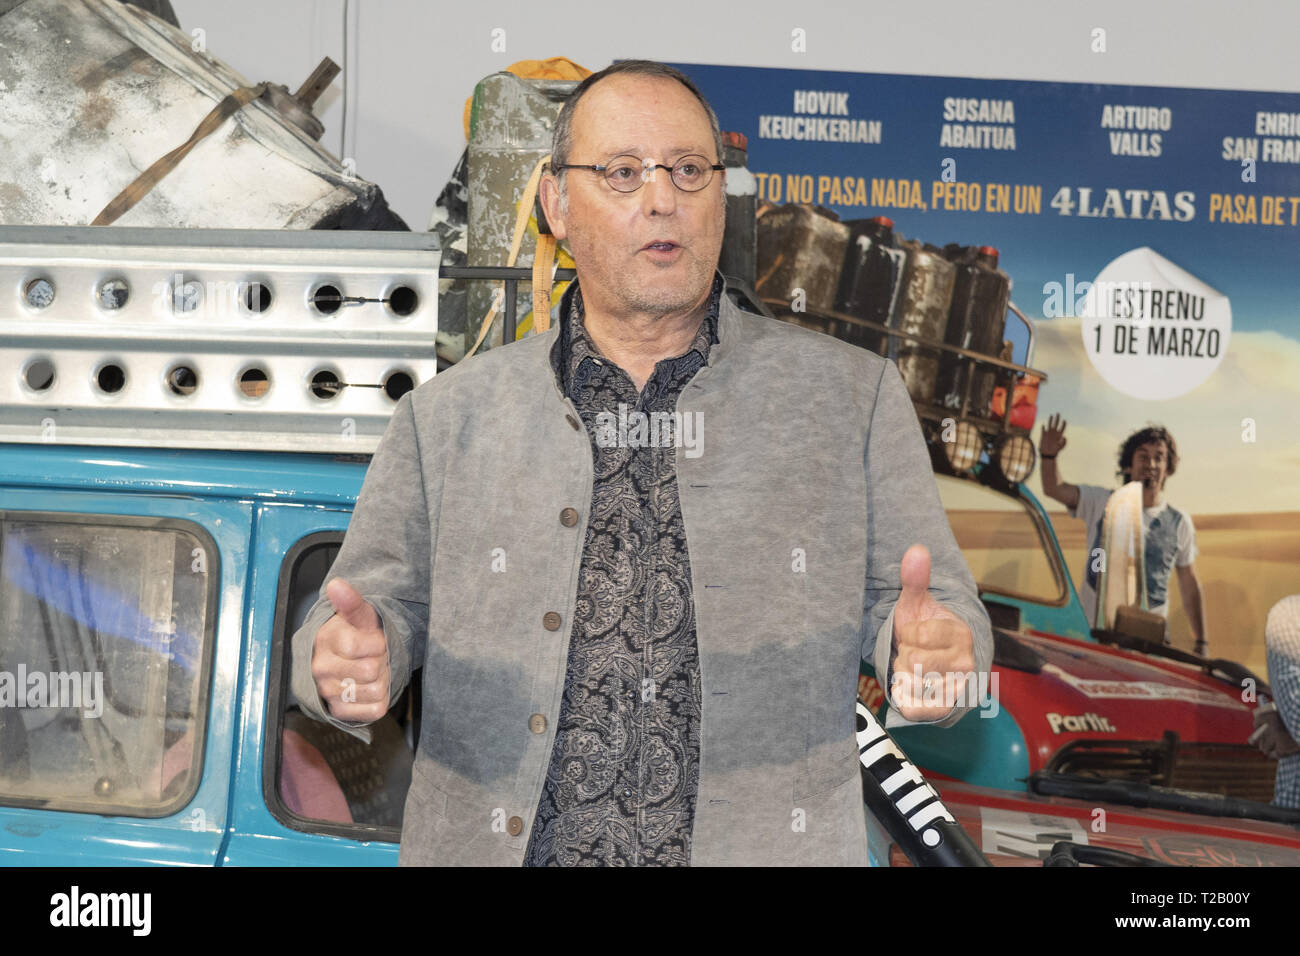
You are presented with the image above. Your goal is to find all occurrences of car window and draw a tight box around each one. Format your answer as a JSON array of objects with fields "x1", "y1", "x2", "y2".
[
  {"x1": 264, "y1": 533, "x2": 414, "y2": 842},
  {"x1": 0, "y1": 513, "x2": 216, "y2": 816},
  {"x1": 937, "y1": 474, "x2": 1068, "y2": 605}
]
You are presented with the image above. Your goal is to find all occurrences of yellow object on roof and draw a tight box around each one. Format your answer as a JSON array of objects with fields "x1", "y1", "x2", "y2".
[{"x1": 462, "y1": 57, "x2": 593, "y2": 140}]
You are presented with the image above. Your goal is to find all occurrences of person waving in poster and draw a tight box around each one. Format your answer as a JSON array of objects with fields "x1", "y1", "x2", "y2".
[{"x1": 1038, "y1": 415, "x2": 1209, "y2": 657}]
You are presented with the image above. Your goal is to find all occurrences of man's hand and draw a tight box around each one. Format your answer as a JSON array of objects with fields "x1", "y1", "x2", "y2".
[
  {"x1": 1040, "y1": 413, "x2": 1068, "y2": 457},
  {"x1": 890, "y1": 544, "x2": 977, "y2": 722},
  {"x1": 1248, "y1": 700, "x2": 1300, "y2": 760},
  {"x1": 311, "y1": 578, "x2": 391, "y2": 723}
]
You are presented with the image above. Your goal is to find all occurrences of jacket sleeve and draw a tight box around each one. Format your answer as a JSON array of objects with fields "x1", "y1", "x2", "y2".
[
  {"x1": 860, "y1": 359, "x2": 994, "y2": 730},
  {"x1": 290, "y1": 392, "x2": 432, "y2": 743}
]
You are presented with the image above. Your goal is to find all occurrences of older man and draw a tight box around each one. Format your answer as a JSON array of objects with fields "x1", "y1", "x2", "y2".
[{"x1": 292, "y1": 59, "x2": 992, "y2": 866}]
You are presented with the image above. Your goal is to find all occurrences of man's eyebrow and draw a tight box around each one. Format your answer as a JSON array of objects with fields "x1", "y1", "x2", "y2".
[{"x1": 599, "y1": 145, "x2": 712, "y2": 159}]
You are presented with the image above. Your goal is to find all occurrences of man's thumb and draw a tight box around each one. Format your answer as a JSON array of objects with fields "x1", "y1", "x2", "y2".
[
  {"x1": 327, "y1": 578, "x2": 380, "y2": 632},
  {"x1": 897, "y1": 544, "x2": 932, "y2": 616}
]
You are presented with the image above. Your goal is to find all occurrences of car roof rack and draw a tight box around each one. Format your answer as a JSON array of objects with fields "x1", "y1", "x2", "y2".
[{"x1": 0, "y1": 225, "x2": 439, "y2": 454}]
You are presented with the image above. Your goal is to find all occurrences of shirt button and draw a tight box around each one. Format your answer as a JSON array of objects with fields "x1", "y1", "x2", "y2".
[
  {"x1": 507, "y1": 815, "x2": 524, "y2": 836},
  {"x1": 529, "y1": 713, "x2": 547, "y2": 734},
  {"x1": 542, "y1": 611, "x2": 562, "y2": 631},
  {"x1": 622, "y1": 788, "x2": 632, "y2": 797},
  {"x1": 559, "y1": 507, "x2": 579, "y2": 527}
]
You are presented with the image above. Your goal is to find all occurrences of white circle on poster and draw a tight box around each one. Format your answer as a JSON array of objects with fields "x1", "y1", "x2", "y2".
[{"x1": 1079, "y1": 247, "x2": 1231, "y2": 400}]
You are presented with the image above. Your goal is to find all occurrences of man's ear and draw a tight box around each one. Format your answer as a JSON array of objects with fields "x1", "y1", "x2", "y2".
[{"x1": 538, "y1": 174, "x2": 568, "y2": 241}]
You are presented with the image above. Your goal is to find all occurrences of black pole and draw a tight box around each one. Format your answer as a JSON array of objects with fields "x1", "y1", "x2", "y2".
[{"x1": 503, "y1": 278, "x2": 517, "y2": 346}]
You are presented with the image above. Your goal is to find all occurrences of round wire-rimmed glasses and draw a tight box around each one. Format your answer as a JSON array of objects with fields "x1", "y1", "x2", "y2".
[{"x1": 551, "y1": 154, "x2": 725, "y2": 193}]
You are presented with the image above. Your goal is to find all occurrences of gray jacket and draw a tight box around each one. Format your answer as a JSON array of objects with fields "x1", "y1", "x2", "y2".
[{"x1": 290, "y1": 278, "x2": 994, "y2": 866}]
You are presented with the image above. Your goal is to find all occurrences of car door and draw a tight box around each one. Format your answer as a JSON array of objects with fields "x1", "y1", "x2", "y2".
[
  {"x1": 220, "y1": 499, "x2": 406, "y2": 866},
  {"x1": 0, "y1": 467, "x2": 244, "y2": 866}
]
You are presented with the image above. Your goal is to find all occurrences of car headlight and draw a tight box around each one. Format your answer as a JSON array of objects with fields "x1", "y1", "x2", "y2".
[
  {"x1": 995, "y1": 433, "x2": 1036, "y2": 484},
  {"x1": 943, "y1": 420, "x2": 984, "y2": 473}
]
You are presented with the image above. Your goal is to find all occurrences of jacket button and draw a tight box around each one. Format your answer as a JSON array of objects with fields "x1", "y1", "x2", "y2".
[
  {"x1": 559, "y1": 507, "x2": 579, "y2": 527},
  {"x1": 565, "y1": 414, "x2": 580, "y2": 430},
  {"x1": 529, "y1": 713, "x2": 547, "y2": 734},
  {"x1": 543, "y1": 611, "x2": 562, "y2": 631},
  {"x1": 507, "y1": 815, "x2": 524, "y2": 836}
]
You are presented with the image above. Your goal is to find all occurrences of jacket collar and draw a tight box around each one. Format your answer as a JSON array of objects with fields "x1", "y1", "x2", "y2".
[
  {"x1": 547, "y1": 270, "x2": 738, "y2": 399},
  {"x1": 710, "y1": 275, "x2": 740, "y2": 368}
]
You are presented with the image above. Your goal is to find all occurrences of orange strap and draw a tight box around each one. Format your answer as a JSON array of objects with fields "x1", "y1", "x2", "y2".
[
  {"x1": 532, "y1": 232, "x2": 557, "y2": 333},
  {"x1": 92, "y1": 83, "x2": 270, "y2": 226}
]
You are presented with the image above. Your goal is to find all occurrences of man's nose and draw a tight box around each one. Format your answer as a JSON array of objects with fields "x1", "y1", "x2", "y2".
[{"x1": 639, "y1": 165, "x2": 679, "y2": 216}]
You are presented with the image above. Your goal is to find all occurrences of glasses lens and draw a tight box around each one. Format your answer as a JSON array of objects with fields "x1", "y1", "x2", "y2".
[
  {"x1": 603, "y1": 155, "x2": 644, "y2": 192},
  {"x1": 671, "y1": 155, "x2": 712, "y2": 191}
]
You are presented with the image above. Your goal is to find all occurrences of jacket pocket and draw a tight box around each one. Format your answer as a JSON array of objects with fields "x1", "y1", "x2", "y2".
[
  {"x1": 407, "y1": 760, "x2": 448, "y2": 818},
  {"x1": 792, "y1": 749, "x2": 860, "y2": 803}
]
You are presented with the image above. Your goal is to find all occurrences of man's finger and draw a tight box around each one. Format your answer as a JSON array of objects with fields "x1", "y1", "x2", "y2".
[
  {"x1": 328, "y1": 626, "x2": 388, "y2": 661},
  {"x1": 317, "y1": 672, "x2": 389, "y2": 705},
  {"x1": 326, "y1": 699, "x2": 390, "y2": 724},
  {"x1": 891, "y1": 668, "x2": 966, "y2": 718},
  {"x1": 327, "y1": 577, "x2": 381, "y2": 632},
  {"x1": 893, "y1": 651, "x2": 973, "y2": 695},
  {"x1": 890, "y1": 668, "x2": 922, "y2": 708},
  {"x1": 897, "y1": 616, "x2": 969, "y2": 652},
  {"x1": 897, "y1": 544, "x2": 931, "y2": 618}
]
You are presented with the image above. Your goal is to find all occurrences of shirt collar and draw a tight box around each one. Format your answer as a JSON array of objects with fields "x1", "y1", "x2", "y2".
[{"x1": 551, "y1": 274, "x2": 723, "y2": 397}]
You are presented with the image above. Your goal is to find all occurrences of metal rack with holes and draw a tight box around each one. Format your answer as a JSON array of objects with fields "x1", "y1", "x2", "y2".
[{"x1": 1, "y1": 226, "x2": 441, "y2": 454}]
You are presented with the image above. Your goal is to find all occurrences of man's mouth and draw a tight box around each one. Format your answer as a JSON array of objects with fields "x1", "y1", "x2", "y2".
[{"x1": 641, "y1": 240, "x2": 680, "y2": 252}]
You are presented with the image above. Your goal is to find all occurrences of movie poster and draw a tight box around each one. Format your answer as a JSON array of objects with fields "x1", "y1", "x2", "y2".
[{"x1": 669, "y1": 62, "x2": 1300, "y2": 674}]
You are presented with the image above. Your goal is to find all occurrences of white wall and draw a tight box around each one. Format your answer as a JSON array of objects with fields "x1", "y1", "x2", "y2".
[{"x1": 170, "y1": 0, "x2": 1300, "y2": 229}]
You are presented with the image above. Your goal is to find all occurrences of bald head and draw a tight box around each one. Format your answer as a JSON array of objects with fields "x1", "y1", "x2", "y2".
[{"x1": 551, "y1": 60, "x2": 723, "y2": 211}]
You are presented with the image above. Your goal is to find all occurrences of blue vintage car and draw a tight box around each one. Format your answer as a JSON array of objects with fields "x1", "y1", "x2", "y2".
[{"x1": 0, "y1": 444, "x2": 405, "y2": 865}]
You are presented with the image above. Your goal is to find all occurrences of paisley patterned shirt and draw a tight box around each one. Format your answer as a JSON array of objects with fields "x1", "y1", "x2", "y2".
[{"x1": 523, "y1": 276, "x2": 722, "y2": 866}]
